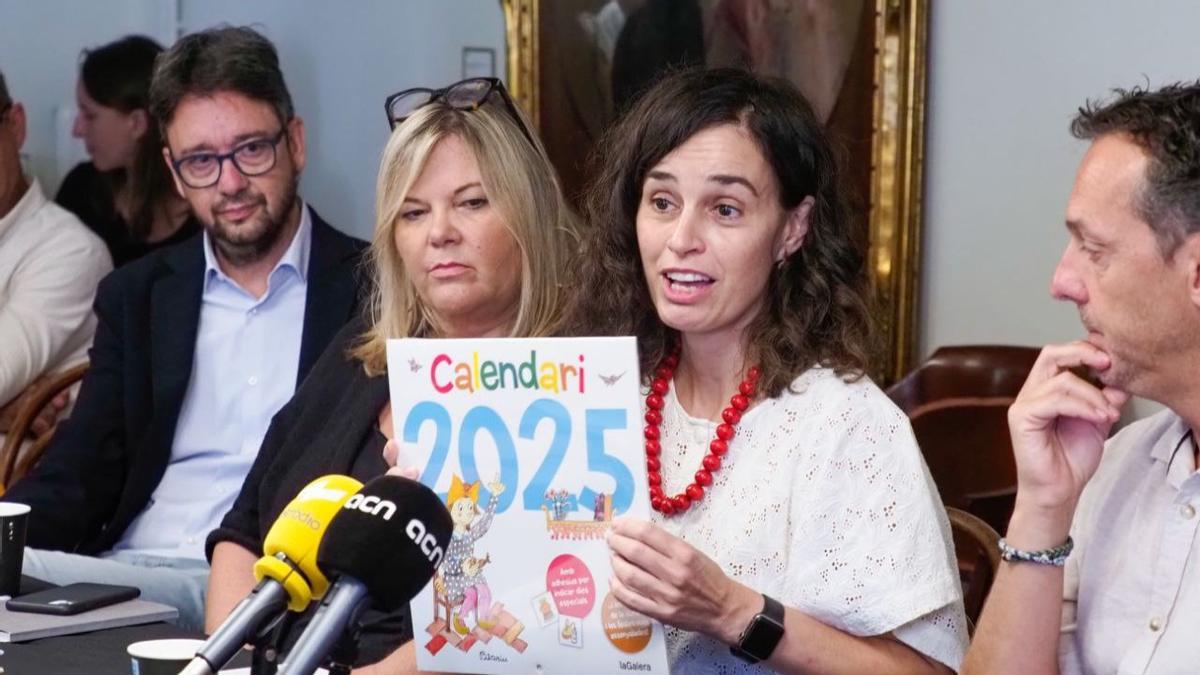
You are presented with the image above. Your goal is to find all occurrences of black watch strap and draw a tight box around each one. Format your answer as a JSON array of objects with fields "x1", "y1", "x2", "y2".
[{"x1": 730, "y1": 594, "x2": 785, "y2": 664}]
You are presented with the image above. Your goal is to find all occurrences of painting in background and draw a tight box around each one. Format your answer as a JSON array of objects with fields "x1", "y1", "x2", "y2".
[
  {"x1": 537, "y1": 1, "x2": 865, "y2": 198},
  {"x1": 504, "y1": 0, "x2": 928, "y2": 383}
]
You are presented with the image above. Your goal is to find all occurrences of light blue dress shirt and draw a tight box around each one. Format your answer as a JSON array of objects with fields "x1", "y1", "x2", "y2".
[{"x1": 110, "y1": 206, "x2": 313, "y2": 561}]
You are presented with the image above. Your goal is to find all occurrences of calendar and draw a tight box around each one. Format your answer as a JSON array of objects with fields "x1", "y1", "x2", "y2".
[{"x1": 387, "y1": 337, "x2": 670, "y2": 674}]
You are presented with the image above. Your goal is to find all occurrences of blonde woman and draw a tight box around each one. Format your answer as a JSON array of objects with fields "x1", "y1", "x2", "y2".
[{"x1": 205, "y1": 78, "x2": 575, "y2": 672}]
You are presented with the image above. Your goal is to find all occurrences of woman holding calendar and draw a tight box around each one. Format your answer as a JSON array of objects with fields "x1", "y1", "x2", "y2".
[
  {"x1": 571, "y1": 68, "x2": 968, "y2": 674},
  {"x1": 205, "y1": 77, "x2": 577, "y2": 672}
]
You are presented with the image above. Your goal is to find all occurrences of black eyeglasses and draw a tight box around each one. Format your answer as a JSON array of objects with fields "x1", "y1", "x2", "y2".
[
  {"x1": 384, "y1": 77, "x2": 535, "y2": 146},
  {"x1": 168, "y1": 128, "x2": 288, "y2": 189}
]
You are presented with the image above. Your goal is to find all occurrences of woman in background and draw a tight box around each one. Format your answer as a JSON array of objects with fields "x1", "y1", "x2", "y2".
[{"x1": 57, "y1": 35, "x2": 195, "y2": 266}]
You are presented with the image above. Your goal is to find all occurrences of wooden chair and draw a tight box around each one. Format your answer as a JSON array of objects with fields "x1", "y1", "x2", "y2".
[
  {"x1": 947, "y1": 506, "x2": 1001, "y2": 632},
  {"x1": 887, "y1": 346, "x2": 1040, "y2": 535},
  {"x1": 0, "y1": 363, "x2": 89, "y2": 489}
]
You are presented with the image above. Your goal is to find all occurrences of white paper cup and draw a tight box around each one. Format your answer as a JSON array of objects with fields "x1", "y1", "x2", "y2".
[{"x1": 128, "y1": 638, "x2": 203, "y2": 675}]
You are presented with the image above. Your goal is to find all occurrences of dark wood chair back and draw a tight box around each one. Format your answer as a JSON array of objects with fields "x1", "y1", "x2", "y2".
[
  {"x1": 947, "y1": 506, "x2": 1001, "y2": 633},
  {"x1": 888, "y1": 345, "x2": 1039, "y2": 411},
  {"x1": 887, "y1": 346, "x2": 1040, "y2": 534}
]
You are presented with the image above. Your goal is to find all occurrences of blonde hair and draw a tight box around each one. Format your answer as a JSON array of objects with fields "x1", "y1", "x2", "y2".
[{"x1": 352, "y1": 98, "x2": 577, "y2": 374}]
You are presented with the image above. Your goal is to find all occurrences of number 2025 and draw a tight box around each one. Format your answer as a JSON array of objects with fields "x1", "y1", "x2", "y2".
[{"x1": 402, "y1": 398, "x2": 636, "y2": 515}]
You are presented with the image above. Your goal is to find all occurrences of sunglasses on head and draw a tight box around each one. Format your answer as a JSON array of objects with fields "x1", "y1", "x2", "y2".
[{"x1": 384, "y1": 77, "x2": 535, "y2": 146}]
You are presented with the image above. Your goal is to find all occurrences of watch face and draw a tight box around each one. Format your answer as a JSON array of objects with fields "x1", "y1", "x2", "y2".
[
  {"x1": 731, "y1": 595, "x2": 787, "y2": 663},
  {"x1": 741, "y1": 614, "x2": 785, "y2": 659}
]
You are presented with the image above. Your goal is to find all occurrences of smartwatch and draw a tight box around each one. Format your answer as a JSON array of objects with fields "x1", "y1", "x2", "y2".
[{"x1": 730, "y1": 593, "x2": 785, "y2": 664}]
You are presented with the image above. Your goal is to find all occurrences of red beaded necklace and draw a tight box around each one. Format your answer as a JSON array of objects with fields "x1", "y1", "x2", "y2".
[{"x1": 643, "y1": 344, "x2": 760, "y2": 516}]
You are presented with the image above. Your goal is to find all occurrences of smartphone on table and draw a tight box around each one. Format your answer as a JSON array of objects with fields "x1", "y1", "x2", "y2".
[{"x1": 6, "y1": 582, "x2": 140, "y2": 615}]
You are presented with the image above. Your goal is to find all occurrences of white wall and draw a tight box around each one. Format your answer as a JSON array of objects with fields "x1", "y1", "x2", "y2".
[
  {"x1": 922, "y1": 1, "x2": 1200, "y2": 417},
  {"x1": 0, "y1": 0, "x2": 505, "y2": 240},
  {"x1": 923, "y1": 1, "x2": 1200, "y2": 351}
]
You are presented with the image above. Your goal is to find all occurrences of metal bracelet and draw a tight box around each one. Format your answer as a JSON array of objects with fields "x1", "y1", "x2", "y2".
[{"x1": 997, "y1": 536, "x2": 1074, "y2": 567}]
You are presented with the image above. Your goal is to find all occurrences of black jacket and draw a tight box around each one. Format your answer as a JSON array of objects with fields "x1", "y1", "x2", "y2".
[{"x1": 4, "y1": 208, "x2": 366, "y2": 554}]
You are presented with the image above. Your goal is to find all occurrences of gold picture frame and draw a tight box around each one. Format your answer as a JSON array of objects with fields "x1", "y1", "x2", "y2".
[{"x1": 501, "y1": 0, "x2": 927, "y2": 384}]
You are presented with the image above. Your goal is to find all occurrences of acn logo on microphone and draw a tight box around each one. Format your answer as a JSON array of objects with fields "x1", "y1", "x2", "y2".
[
  {"x1": 406, "y1": 519, "x2": 445, "y2": 567},
  {"x1": 344, "y1": 494, "x2": 397, "y2": 521}
]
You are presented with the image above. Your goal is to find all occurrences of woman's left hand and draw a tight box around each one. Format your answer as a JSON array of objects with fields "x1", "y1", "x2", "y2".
[{"x1": 606, "y1": 518, "x2": 759, "y2": 643}]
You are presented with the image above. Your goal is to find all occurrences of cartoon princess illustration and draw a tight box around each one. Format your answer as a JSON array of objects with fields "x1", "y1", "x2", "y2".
[{"x1": 435, "y1": 473, "x2": 505, "y2": 635}]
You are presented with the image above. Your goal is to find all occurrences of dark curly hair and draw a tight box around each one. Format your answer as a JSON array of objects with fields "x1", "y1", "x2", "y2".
[
  {"x1": 569, "y1": 68, "x2": 873, "y2": 398},
  {"x1": 1071, "y1": 81, "x2": 1200, "y2": 257}
]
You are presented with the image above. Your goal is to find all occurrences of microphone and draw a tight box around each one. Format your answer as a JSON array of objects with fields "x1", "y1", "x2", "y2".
[
  {"x1": 276, "y1": 475, "x2": 453, "y2": 675},
  {"x1": 181, "y1": 475, "x2": 364, "y2": 675}
]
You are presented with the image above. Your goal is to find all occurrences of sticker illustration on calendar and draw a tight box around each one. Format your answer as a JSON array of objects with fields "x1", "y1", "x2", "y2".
[{"x1": 387, "y1": 337, "x2": 670, "y2": 674}]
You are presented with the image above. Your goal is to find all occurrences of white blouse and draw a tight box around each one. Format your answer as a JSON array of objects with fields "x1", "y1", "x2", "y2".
[{"x1": 652, "y1": 367, "x2": 968, "y2": 673}]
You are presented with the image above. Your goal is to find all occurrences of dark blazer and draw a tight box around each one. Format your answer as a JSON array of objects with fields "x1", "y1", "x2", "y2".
[{"x1": 4, "y1": 208, "x2": 367, "y2": 554}]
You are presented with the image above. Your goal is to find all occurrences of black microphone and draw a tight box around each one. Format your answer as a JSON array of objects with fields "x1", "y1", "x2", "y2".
[{"x1": 276, "y1": 475, "x2": 454, "y2": 675}]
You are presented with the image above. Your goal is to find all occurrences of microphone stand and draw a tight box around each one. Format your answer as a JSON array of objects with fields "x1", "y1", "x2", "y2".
[
  {"x1": 182, "y1": 581, "x2": 292, "y2": 675},
  {"x1": 276, "y1": 580, "x2": 370, "y2": 675}
]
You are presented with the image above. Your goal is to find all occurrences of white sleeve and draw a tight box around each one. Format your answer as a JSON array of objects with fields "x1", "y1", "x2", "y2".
[
  {"x1": 783, "y1": 382, "x2": 968, "y2": 670},
  {"x1": 892, "y1": 603, "x2": 969, "y2": 672},
  {"x1": 0, "y1": 225, "x2": 111, "y2": 406}
]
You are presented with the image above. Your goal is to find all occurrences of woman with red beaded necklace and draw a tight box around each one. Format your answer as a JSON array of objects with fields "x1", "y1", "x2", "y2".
[{"x1": 570, "y1": 68, "x2": 967, "y2": 674}]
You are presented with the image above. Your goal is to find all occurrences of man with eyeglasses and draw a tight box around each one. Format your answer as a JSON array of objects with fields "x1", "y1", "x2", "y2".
[
  {"x1": 0, "y1": 70, "x2": 111, "y2": 439},
  {"x1": 2, "y1": 27, "x2": 366, "y2": 632}
]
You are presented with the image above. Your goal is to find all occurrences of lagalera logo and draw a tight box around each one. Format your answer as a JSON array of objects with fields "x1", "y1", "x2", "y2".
[{"x1": 405, "y1": 518, "x2": 444, "y2": 567}]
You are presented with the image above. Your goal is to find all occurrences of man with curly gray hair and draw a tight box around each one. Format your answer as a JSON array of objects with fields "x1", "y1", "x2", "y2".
[{"x1": 965, "y1": 82, "x2": 1200, "y2": 673}]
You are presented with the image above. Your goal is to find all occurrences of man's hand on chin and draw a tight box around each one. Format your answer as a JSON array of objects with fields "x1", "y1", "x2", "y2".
[{"x1": 1006, "y1": 341, "x2": 1129, "y2": 548}]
